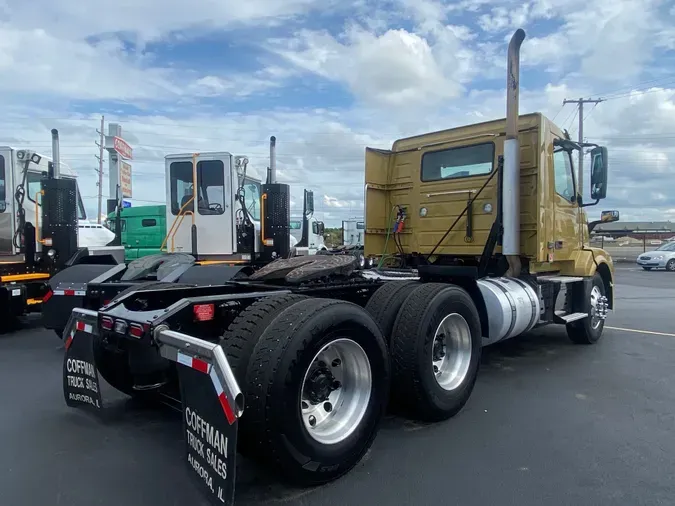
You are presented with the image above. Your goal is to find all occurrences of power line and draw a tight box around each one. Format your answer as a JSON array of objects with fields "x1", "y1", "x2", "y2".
[{"x1": 562, "y1": 97, "x2": 604, "y2": 197}]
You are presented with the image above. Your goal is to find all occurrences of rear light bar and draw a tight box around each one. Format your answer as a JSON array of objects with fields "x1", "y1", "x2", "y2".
[{"x1": 100, "y1": 315, "x2": 147, "y2": 339}]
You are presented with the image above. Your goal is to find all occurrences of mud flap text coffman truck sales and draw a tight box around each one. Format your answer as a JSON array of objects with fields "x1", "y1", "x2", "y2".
[{"x1": 62, "y1": 308, "x2": 242, "y2": 506}]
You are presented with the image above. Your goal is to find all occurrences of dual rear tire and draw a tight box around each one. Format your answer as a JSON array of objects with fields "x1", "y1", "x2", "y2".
[
  {"x1": 220, "y1": 282, "x2": 483, "y2": 485},
  {"x1": 222, "y1": 296, "x2": 389, "y2": 485}
]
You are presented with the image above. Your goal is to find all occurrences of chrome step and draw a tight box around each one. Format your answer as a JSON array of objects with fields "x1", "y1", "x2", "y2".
[
  {"x1": 555, "y1": 311, "x2": 588, "y2": 323},
  {"x1": 537, "y1": 275, "x2": 584, "y2": 284}
]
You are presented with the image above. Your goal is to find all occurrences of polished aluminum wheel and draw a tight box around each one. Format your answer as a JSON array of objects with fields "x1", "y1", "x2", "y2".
[
  {"x1": 589, "y1": 285, "x2": 604, "y2": 329},
  {"x1": 300, "y1": 338, "x2": 372, "y2": 445},
  {"x1": 431, "y1": 313, "x2": 472, "y2": 391}
]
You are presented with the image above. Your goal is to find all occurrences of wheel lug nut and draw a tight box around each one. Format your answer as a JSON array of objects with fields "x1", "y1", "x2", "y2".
[
  {"x1": 309, "y1": 415, "x2": 316, "y2": 427},
  {"x1": 324, "y1": 402, "x2": 332, "y2": 412},
  {"x1": 332, "y1": 358, "x2": 341, "y2": 367}
]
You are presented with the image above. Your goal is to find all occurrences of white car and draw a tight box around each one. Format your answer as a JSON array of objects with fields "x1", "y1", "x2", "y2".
[{"x1": 636, "y1": 242, "x2": 675, "y2": 271}]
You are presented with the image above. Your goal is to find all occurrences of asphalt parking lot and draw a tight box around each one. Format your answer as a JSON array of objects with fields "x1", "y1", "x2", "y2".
[{"x1": 1, "y1": 264, "x2": 674, "y2": 506}]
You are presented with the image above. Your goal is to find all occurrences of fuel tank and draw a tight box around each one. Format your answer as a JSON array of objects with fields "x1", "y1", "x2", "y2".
[{"x1": 477, "y1": 277, "x2": 540, "y2": 345}]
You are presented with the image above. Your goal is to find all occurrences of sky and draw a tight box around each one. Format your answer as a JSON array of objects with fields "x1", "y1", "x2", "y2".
[{"x1": 0, "y1": 0, "x2": 674, "y2": 227}]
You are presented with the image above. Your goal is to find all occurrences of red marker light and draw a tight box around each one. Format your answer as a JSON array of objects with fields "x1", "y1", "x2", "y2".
[
  {"x1": 129, "y1": 323, "x2": 144, "y2": 338},
  {"x1": 101, "y1": 316, "x2": 114, "y2": 331},
  {"x1": 193, "y1": 303, "x2": 215, "y2": 322}
]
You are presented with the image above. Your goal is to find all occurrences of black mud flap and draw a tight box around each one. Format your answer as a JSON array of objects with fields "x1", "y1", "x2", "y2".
[
  {"x1": 178, "y1": 361, "x2": 238, "y2": 506},
  {"x1": 63, "y1": 325, "x2": 103, "y2": 411},
  {"x1": 61, "y1": 308, "x2": 242, "y2": 506}
]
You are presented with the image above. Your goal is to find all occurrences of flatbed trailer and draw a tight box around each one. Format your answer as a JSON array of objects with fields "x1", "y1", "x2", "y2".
[{"x1": 57, "y1": 29, "x2": 620, "y2": 505}]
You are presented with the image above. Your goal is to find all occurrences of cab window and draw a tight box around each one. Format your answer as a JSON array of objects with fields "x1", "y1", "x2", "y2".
[
  {"x1": 108, "y1": 219, "x2": 126, "y2": 233},
  {"x1": 553, "y1": 149, "x2": 576, "y2": 202},
  {"x1": 170, "y1": 160, "x2": 226, "y2": 216},
  {"x1": 142, "y1": 218, "x2": 157, "y2": 227},
  {"x1": 290, "y1": 220, "x2": 302, "y2": 230},
  {"x1": 27, "y1": 171, "x2": 42, "y2": 202},
  {"x1": 170, "y1": 162, "x2": 194, "y2": 215},
  {"x1": 0, "y1": 155, "x2": 5, "y2": 212},
  {"x1": 421, "y1": 143, "x2": 494, "y2": 182},
  {"x1": 243, "y1": 178, "x2": 261, "y2": 221},
  {"x1": 197, "y1": 160, "x2": 225, "y2": 216}
]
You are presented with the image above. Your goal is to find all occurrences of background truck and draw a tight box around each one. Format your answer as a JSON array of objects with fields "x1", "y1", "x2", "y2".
[
  {"x1": 0, "y1": 130, "x2": 123, "y2": 329},
  {"x1": 342, "y1": 219, "x2": 365, "y2": 246},
  {"x1": 59, "y1": 28, "x2": 618, "y2": 506},
  {"x1": 290, "y1": 189, "x2": 327, "y2": 255},
  {"x1": 105, "y1": 205, "x2": 167, "y2": 261},
  {"x1": 42, "y1": 140, "x2": 319, "y2": 337}
]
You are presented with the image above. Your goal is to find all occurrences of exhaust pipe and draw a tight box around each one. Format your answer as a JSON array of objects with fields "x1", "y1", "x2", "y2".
[
  {"x1": 503, "y1": 29, "x2": 526, "y2": 277},
  {"x1": 51, "y1": 129, "x2": 61, "y2": 179},
  {"x1": 269, "y1": 135, "x2": 277, "y2": 184}
]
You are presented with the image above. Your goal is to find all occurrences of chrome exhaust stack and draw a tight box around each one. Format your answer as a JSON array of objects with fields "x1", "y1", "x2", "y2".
[
  {"x1": 503, "y1": 29, "x2": 526, "y2": 277},
  {"x1": 51, "y1": 129, "x2": 61, "y2": 179},
  {"x1": 269, "y1": 135, "x2": 277, "y2": 184}
]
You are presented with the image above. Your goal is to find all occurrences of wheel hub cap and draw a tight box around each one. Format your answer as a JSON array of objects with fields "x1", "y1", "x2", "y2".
[
  {"x1": 300, "y1": 338, "x2": 372, "y2": 445},
  {"x1": 432, "y1": 313, "x2": 472, "y2": 392}
]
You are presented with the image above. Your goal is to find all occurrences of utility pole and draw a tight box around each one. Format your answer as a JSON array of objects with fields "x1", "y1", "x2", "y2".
[
  {"x1": 562, "y1": 97, "x2": 603, "y2": 199},
  {"x1": 95, "y1": 116, "x2": 105, "y2": 223}
]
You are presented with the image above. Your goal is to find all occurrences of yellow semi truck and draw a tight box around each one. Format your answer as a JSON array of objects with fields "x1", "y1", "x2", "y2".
[{"x1": 58, "y1": 28, "x2": 617, "y2": 505}]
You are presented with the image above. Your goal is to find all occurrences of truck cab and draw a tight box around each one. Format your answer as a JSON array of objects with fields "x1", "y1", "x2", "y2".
[
  {"x1": 164, "y1": 152, "x2": 291, "y2": 262},
  {"x1": 0, "y1": 147, "x2": 87, "y2": 257},
  {"x1": 105, "y1": 205, "x2": 167, "y2": 261},
  {"x1": 365, "y1": 112, "x2": 615, "y2": 279},
  {"x1": 0, "y1": 146, "x2": 120, "y2": 259},
  {"x1": 290, "y1": 215, "x2": 326, "y2": 255},
  {"x1": 342, "y1": 219, "x2": 365, "y2": 246}
]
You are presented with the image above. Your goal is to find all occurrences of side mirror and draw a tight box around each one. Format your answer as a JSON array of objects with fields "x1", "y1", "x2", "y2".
[
  {"x1": 588, "y1": 210, "x2": 619, "y2": 234},
  {"x1": 305, "y1": 190, "x2": 314, "y2": 215},
  {"x1": 589, "y1": 146, "x2": 608, "y2": 200},
  {"x1": 600, "y1": 210, "x2": 619, "y2": 223}
]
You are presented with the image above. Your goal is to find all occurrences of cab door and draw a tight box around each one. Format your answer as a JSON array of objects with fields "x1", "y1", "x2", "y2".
[
  {"x1": 165, "y1": 153, "x2": 234, "y2": 256},
  {"x1": 551, "y1": 147, "x2": 581, "y2": 261},
  {"x1": 0, "y1": 150, "x2": 12, "y2": 254}
]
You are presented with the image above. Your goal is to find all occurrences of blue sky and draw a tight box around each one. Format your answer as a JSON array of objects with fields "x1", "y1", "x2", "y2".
[{"x1": 0, "y1": 0, "x2": 674, "y2": 225}]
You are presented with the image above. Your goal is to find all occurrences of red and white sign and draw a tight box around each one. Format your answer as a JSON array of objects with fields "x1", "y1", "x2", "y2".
[
  {"x1": 113, "y1": 136, "x2": 133, "y2": 160},
  {"x1": 120, "y1": 161, "x2": 132, "y2": 198}
]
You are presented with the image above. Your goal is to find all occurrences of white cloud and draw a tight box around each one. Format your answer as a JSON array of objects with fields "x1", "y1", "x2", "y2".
[
  {"x1": 268, "y1": 24, "x2": 470, "y2": 107},
  {"x1": 4, "y1": 0, "x2": 327, "y2": 43},
  {"x1": 0, "y1": 0, "x2": 673, "y2": 228}
]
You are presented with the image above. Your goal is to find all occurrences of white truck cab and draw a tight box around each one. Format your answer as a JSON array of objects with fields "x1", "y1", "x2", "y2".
[
  {"x1": 290, "y1": 215, "x2": 326, "y2": 255},
  {"x1": 0, "y1": 147, "x2": 114, "y2": 257}
]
